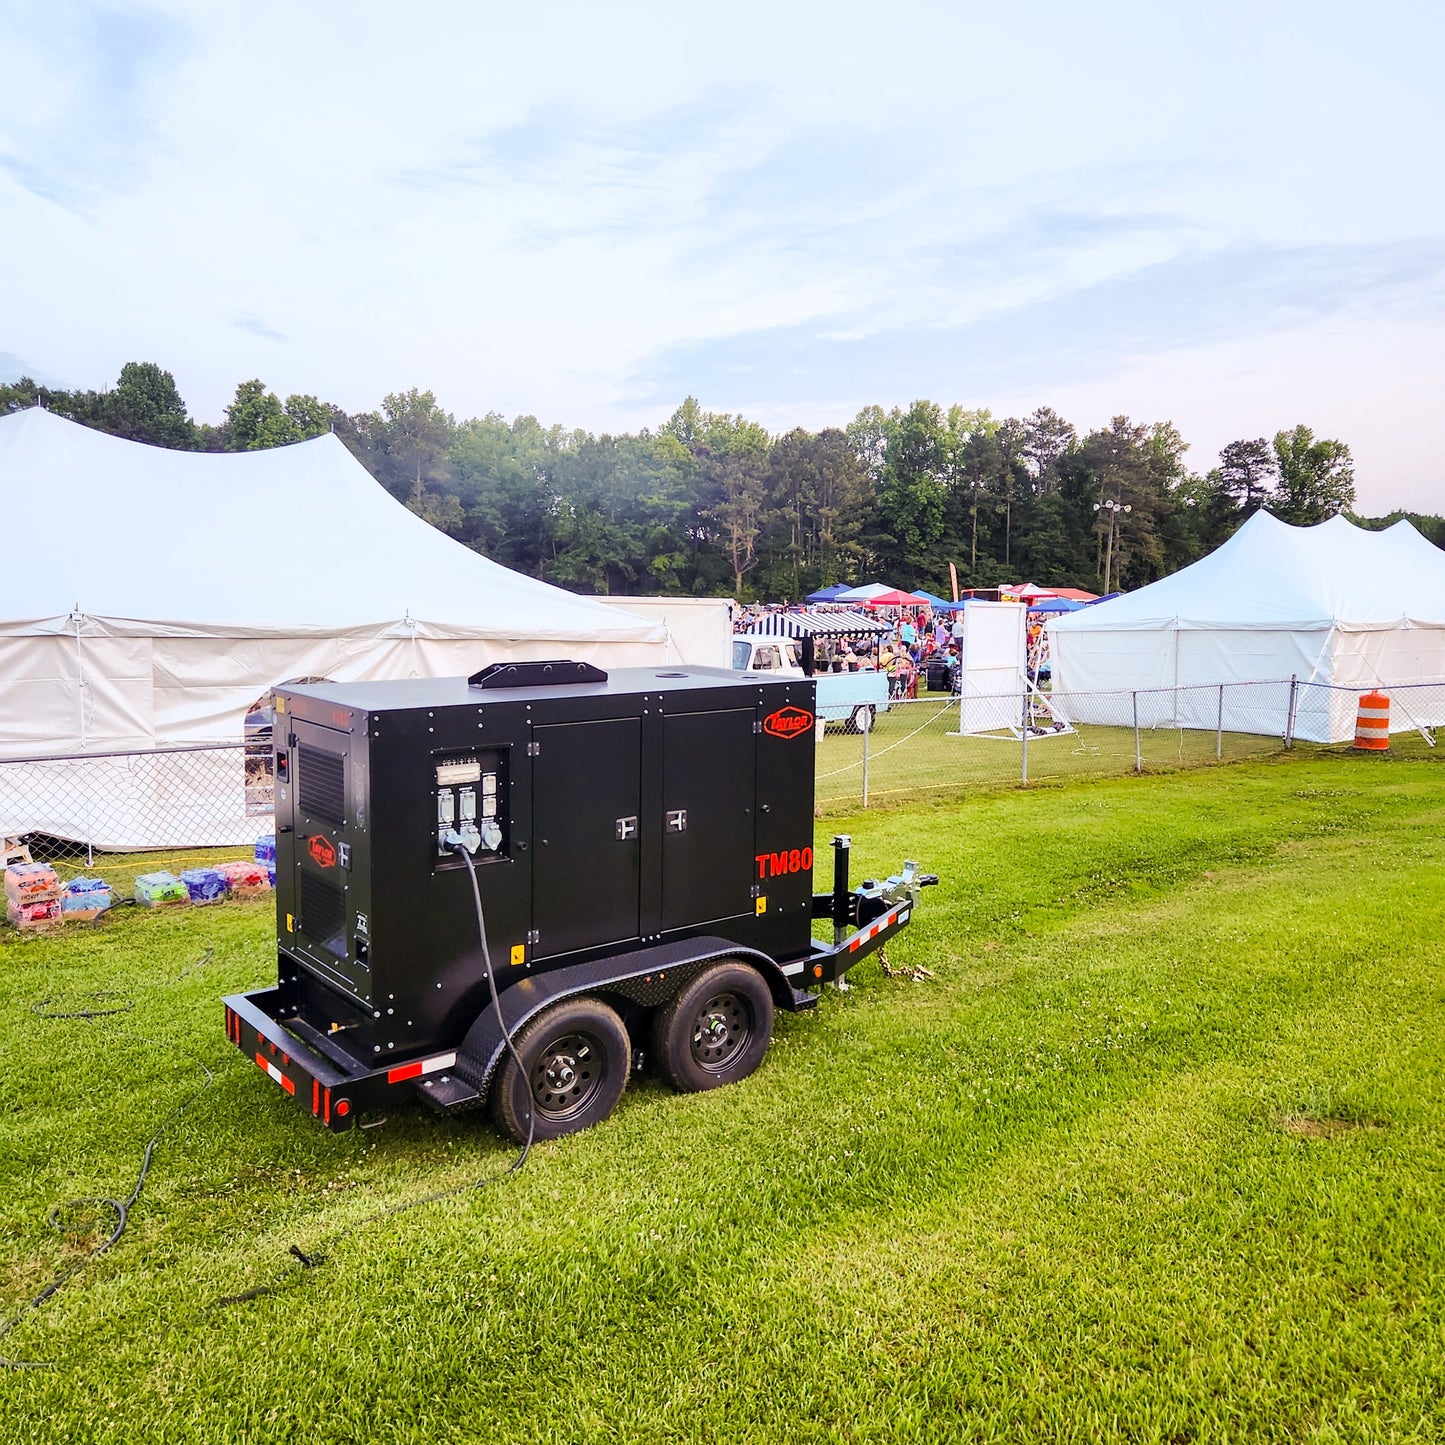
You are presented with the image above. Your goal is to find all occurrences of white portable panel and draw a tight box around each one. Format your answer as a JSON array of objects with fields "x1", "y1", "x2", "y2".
[{"x1": 957, "y1": 602, "x2": 1028, "y2": 734}]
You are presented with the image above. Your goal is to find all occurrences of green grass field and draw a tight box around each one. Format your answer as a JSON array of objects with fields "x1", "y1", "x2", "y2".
[
  {"x1": 813, "y1": 699, "x2": 1302, "y2": 812},
  {"x1": 3, "y1": 750, "x2": 1443, "y2": 1442}
]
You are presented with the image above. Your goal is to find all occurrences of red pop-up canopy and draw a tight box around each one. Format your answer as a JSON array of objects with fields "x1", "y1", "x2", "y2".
[{"x1": 865, "y1": 589, "x2": 928, "y2": 607}]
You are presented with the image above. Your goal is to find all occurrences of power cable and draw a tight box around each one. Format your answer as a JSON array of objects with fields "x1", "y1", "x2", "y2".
[
  {"x1": 0, "y1": 1038, "x2": 216, "y2": 1370},
  {"x1": 209, "y1": 839, "x2": 533, "y2": 1310}
]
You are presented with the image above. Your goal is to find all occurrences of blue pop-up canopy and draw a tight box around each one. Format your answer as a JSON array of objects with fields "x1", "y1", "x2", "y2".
[
  {"x1": 1029, "y1": 597, "x2": 1085, "y2": 614},
  {"x1": 805, "y1": 583, "x2": 854, "y2": 602}
]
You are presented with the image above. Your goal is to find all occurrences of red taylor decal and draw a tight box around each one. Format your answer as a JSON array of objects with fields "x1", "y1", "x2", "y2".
[
  {"x1": 756, "y1": 846, "x2": 813, "y2": 879},
  {"x1": 762, "y1": 705, "x2": 814, "y2": 740},
  {"x1": 308, "y1": 834, "x2": 338, "y2": 869}
]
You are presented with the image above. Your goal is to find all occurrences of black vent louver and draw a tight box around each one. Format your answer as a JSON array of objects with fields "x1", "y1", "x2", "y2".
[
  {"x1": 298, "y1": 744, "x2": 346, "y2": 825},
  {"x1": 300, "y1": 871, "x2": 347, "y2": 957}
]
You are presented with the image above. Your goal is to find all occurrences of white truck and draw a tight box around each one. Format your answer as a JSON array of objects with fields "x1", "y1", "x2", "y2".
[{"x1": 731, "y1": 632, "x2": 891, "y2": 732}]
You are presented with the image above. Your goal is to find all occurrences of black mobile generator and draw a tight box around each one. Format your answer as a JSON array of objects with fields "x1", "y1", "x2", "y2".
[{"x1": 224, "y1": 661, "x2": 934, "y2": 1140}]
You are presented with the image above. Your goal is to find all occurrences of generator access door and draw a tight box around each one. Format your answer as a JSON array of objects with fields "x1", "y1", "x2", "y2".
[
  {"x1": 660, "y1": 708, "x2": 757, "y2": 932},
  {"x1": 531, "y1": 717, "x2": 642, "y2": 960}
]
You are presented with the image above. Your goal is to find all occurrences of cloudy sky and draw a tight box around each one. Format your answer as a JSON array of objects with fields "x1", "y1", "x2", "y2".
[{"x1": 3, "y1": 0, "x2": 1442, "y2": 511}]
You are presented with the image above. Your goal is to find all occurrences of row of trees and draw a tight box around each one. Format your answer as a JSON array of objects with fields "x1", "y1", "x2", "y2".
[{"x1": 4, "y1": 365, "x2": 1438, "y2": 599}]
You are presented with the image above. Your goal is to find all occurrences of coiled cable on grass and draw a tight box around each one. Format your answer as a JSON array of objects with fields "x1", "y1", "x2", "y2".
[
  {"x1": 0, "y1": 1040, "x2": 215, "y2": 1370},
  {"x1": 30, "y1": 993, "x2": 135, "y2": 1020},
  {"x1": 210, "y1": 842, "x2": 533, "y2": 1311}
]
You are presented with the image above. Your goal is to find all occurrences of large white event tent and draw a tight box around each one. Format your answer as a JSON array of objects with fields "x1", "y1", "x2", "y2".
[
  {"x1": 1045, "y1": 511, "x2": 1445, "y2": 743},
  {"x1": 0, "y1": 408, "x2": 670, "y2": 846}
]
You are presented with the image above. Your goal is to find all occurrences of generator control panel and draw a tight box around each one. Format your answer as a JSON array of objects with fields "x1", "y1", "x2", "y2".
[{"x1": 435, "y1": 749, "x2": 508, "y2": 865}]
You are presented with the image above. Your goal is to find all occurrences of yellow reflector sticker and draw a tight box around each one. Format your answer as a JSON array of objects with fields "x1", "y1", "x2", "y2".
[
  {"x1": 755, "y1": 896, "x2": 767, "y2": 915},
  {"x1": 275, "y1": 696, "x2": 287, "y2": 713},
  {"x1": 510, "y1": 943, "x2": 526, "y2": 965},
  {"x1": 285, "y1": 912, "x2": 294, "y2": 932}
]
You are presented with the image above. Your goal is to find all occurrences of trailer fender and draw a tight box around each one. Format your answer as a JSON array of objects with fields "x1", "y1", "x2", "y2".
[{"x1": 453, "y1": 935, "x2": 816, "y2": 1096}]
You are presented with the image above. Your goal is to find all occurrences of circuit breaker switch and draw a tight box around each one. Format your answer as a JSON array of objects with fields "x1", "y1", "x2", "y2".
[{"x1": 436, "y1": 760, "x2": 482, "y2": 786}]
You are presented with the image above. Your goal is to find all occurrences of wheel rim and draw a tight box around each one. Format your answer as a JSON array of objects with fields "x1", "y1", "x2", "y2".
[
  {"x1": 530, "y1": 1031, "x2": 607, "y2": 1121},
  {"x1": 689, "y1": 991, "x2": 753, "y2": 1073}
]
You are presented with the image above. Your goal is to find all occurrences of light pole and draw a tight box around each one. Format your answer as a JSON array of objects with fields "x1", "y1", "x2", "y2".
[{"x1": 1092, "y1": 498, "x2": 1131, "y2": 594}]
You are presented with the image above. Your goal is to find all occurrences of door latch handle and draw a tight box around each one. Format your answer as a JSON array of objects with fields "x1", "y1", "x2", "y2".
[{"x1": 666, "y1": 809, "x2": 687, "y2": 833}]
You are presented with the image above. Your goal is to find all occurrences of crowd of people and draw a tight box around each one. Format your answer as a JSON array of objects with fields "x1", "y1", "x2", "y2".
[
  {"x1": 736, "y1": 603, "x2": 967, "y2": 698},
  {"x1": 1027, "y1": 618, "x2": 1052, "y2": 683},
  {"x1": 734, "y1": 596, "x2": 1061, "y2": 699}
]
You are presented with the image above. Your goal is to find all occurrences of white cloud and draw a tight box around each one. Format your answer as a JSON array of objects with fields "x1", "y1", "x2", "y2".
[{"x1": 2, "y1": 0, "x2": 1443, "y2": 511}]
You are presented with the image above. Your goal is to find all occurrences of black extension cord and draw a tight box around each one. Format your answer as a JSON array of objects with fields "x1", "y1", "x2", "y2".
[
  {"x1": 0, "y1": 1030, "x2": 216, "y2": 1370},
  {"x1": 209, "y1": 840, "x2": 533, "y2": 1310},
  {"x1": 3, "y1": 854, "x2": 535, "y2": 1356}
]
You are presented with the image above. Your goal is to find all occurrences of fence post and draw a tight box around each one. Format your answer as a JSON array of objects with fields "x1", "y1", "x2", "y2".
[
  {"x1": 1132, "y1": 691, "x2": 1142, "y2": 772},
  {"x1": 861, "y1": 717, "x2": 870, "y2": 808},
  {"x1": 1216, "y1": 684, "x2": 1225, "y2": 761},
  {"x1": 1020, "y1": 686, "x2": 1030, "y2": 785},
  {"x1": 1285, "y1": 675, "x2": 1299, "y2": 749}
]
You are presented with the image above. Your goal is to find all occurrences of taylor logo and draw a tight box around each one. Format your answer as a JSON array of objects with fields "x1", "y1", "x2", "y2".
[
  {"x1": 308, "y1": 834, "x2": 338, "y2": 869},
  {"x1": 762, "y1": 706, "x2": 814, "y2": 740}
]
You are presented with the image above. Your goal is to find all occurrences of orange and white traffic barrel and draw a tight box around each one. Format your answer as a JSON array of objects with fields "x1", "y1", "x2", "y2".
[{"x1": 1353, "y1": 690, "x2": 1390, "y2": 751}]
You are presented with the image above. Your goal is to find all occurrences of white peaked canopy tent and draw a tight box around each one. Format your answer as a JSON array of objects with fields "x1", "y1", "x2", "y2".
[
  {"x1": 1045, "y1": 511, "x2": 1445, "y2": 743},
  {"x1": 0, "y1": 408, "x2": 669, "y2": 846},
  {"x1": 833, "y1": 582, "x2": 893, "y2": 603}
]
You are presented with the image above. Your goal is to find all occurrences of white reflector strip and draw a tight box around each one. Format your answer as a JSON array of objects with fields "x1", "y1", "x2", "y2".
[{"x1": 422, "y1": 1051, "x2": 457, "y2": 1075}]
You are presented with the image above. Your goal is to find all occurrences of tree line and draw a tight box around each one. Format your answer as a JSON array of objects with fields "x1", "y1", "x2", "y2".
[{"x1": 4, "y1": 363, "x2": 1440, "y2": 599}]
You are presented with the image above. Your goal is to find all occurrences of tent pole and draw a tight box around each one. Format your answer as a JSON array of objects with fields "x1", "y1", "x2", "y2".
[
  {"x1": 1020, "y1": 687, "x2": 1029, "y2": 784},
  {"x1": 73, "y1": 610, "x2": 94, "y2": 866},
  {"x1": 861, "y1": 720, "x2": 870, "y2": 809}
]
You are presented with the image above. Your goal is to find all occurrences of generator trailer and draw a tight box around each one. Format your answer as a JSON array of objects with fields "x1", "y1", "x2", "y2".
[{"x1": 224, "y1": 662, "x2": 935, "y2": 1140}]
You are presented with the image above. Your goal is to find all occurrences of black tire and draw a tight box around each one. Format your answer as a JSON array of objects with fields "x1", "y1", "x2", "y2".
[
  {"x1": 845, "y1": 704, "x2": 875, "y2": 735},
  {"x1": 489, "y1": 996, "x2": 630, "y2": 1143},
  {"x1": 653, "y1": 962, "x2": 775, "y2": 1094}
]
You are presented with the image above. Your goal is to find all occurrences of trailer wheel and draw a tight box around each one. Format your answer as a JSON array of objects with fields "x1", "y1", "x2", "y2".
[
  {"x1": 490, "y1": 997, "x2": 630, "y2": 1143},
  {"x1": 845, "y1": 704, "x2": 875, "y2": 735},
  {"x1": 653, "y1": 962, "x2": 775, "y2": 1094}
]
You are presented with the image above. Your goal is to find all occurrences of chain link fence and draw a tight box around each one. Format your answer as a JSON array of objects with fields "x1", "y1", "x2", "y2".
[
  {"x1": 0, "y1": 741, "x2": 271, "y2": 896},
  {"x1": 815, "y1": 678, "x2": 1445, "y2": 812},
  {"x1": 3, "y1": 679, "x2": 1441, "y2": 895},
  {"x1": 1310, "y1": 678, "x2": 1445, "y2": 743}
]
